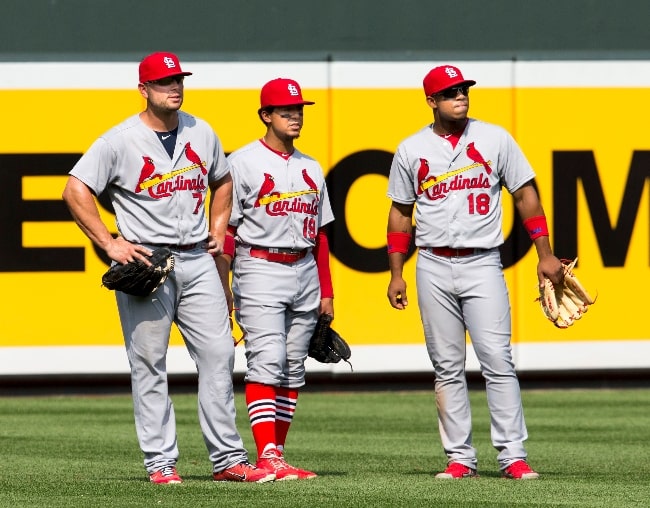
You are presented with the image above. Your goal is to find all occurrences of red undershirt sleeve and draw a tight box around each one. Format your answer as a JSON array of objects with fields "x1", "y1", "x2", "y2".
[{"x1": 313, "y1": 228, "x2": 334, "y2": 299}]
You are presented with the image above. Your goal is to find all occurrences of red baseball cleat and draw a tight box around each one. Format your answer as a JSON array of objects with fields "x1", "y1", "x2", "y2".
[
  {"x1": 213, "y1": 461, "x2": 276, "y2": 483},
  {"x1": 502, "y1": 460, "x2": 540, "y2": 480},
  {"x1": 435, "y1": 462, "x2": 478, "y2": 479},
  {"x1": 149, "y1": 465, "x2": 183, "y2": 484},
  {"x1": 256, "y1": 449, "x2": 317, "y2": 481}
]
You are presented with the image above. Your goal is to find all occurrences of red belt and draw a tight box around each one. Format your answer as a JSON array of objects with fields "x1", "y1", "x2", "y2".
[
  {"x1": 428, "y1": 247, "x2": 483, "y2": 257},
  {"x1": 249, "y1": 247, "x2": 308, "y2": 263}
]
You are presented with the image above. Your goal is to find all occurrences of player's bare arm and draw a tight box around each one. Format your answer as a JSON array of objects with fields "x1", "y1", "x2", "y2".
[
  {"x1": 208, "y1": 173, "x2": 234, "y2": 257},
  {"x1": 512, "y1": 182, "x2": 564, "y2": 286},
  {"x1": 62, "y1": 176, "x2": 152, "y2": 264},
  {"x1": 319, "y1": 297, "x2": 334, "y2": 318},
  {"x1": 214, "y1": 254, "x2": 234, "y2": 313},
  {"x1": 387, "y1": 201, "x2": 414, "y2": 310}
]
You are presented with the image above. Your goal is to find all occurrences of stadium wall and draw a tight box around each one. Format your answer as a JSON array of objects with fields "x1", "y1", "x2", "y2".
[{"x1": 2, "y1": 2, "x2": 650, "y2": 378}]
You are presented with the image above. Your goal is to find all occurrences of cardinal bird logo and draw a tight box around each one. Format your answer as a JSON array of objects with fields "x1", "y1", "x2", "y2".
[
  {"x1": 302, "y1": 169, "x2": 318, "y2": 191},
  {"x1": 136, "y1": 156, "x2": 156, "y2": 193},
  {"x1": 466, "y1": 142, "x2": 492, "y2": 175},
  {"x1": 255, "y1": 173, "x2": 276, "y2": 207},
  {"x1": 417, "y1": 158, "x2": 433, "y2": 194},
  {"x1": 184, "y1": 142, "x2": 207, "y2": 175}
]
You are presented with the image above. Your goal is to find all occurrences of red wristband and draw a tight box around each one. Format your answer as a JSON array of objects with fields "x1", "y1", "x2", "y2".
[
  {"x1": 223, "y1": 234, "x2": 235, "y2": 257},
  {"x1": 522, "y1": 215, "x2": 549, "y2": 240},
  {"x1": 387, "y1": 232, "x2": 412, "y2": 254}
]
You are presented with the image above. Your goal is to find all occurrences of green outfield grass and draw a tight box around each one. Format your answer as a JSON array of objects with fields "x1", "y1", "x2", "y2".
[{"x1": 1, "y1": 387, "x2": 649, "y2": 507}]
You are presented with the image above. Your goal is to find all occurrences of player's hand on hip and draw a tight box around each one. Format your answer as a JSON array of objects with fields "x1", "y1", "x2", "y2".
[
  {"x1": 537, "y1": 254, "x2": 564, "y2": 287},
  {"x1": 387, "y1": 278, "x2": 408, "y2": 310},
  {"x1": 206, "y1": 232, "x2": 224, "y2": 257},
  {"x1": 106, "y1": 237, "x2": 153, "y2": 265}
]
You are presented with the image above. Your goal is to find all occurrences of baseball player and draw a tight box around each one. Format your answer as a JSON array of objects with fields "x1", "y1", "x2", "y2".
[
  {"x1": 386, "y1": 65, "x2": 564, "y2": 480},
  {"x1": 62, "y1": 52, "x2": 274, "y2": 484},
  {"x1": 223, "y1": 78, "x2": 335, "y2": 480}
]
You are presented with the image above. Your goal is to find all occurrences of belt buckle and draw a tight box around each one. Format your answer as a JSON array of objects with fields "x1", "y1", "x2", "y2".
[{"x1": 268, "y1": 247, "x2": 301, "y2": 255}]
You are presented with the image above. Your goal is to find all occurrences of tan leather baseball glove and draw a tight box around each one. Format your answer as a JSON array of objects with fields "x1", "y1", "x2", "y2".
[{"x1": 538, "y1": 258, "x2": 596, "y2": 328}]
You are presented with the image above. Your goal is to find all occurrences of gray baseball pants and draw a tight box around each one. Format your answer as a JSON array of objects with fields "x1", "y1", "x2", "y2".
[
  {"x1": 116, "y1": 247, "x2": 249, "y2": 474},
  {"x1": 416, "y1": 248, "x2": 529, "y2": 470}
]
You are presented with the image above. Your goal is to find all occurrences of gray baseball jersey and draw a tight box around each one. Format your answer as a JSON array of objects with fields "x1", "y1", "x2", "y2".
[
  {"x1": 228, "y1": 139, "x2": 334, "y2": 389},
  {"x1": 70, "y1": 112, "x2": 249, "y2": 474},
  {"x1": 388, "y1": 117, "x2": 536, "y2": 469},
  {"x1": 228, "y1": 140, "x2": 334, "y2": 248},
  {"x1": 387, "y1": 118, "x2": 535, "y2": 248},
  {"x1": 70, "y1": 112, "x2": 230, "y2": 245}
]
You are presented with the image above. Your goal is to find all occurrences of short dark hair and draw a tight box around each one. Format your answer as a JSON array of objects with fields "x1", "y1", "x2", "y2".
[{"x1": 257, "y1": 106, "x2": 275, "y2": 125}]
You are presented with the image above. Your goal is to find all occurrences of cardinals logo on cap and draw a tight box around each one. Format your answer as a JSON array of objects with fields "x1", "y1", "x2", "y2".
[
  {"x1": 163, "y1": 56, "x2": 177, "y2": 70},
  {"x1": 444, "y1": 67, "x2": 459, "y2": 79}
]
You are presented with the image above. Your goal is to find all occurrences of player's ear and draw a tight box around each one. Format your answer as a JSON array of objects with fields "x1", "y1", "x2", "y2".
[
  {"x1": 258, "y1": 107, "x2": 273, "y2": 126},
  {"x1": 138, "y1": 83, "x2": 149, "y2": 100},
  {"x1": 426, "y1": 95, "x2": 437, "y2": 110},
  {"x1": 259, "y1": 108, "x2": 271, "y2": 118}
]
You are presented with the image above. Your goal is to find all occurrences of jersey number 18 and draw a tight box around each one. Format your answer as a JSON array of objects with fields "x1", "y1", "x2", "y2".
[{"x1": 467, "y1": 193, "x2": 490, "y2": 215}]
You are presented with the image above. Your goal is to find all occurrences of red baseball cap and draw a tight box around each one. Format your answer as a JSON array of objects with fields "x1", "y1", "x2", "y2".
[
  {"x1": 423, "y1": 65, "x2": 476, "y2": 96},
  {"x1": 139, "y1": 52, "x2": 192, "y2": 83},
  {"x1": 260, "y1": 78, "x2": 315, "y2": 108}
]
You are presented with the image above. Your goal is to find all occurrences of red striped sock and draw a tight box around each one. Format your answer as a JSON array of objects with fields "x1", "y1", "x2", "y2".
[
  {"x1": 245, "y1": 383, "x2": 277, "y2": 457},
  {"x1": 275, "y1": 387, "x2": 298, "y2": 449}
]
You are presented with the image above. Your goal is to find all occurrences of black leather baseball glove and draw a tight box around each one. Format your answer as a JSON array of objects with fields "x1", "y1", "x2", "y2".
[
  {"x1": 308, "y1": 314, "x2": 352, "y2": 370},
  {"x1": 101, "y1": 247, "x2": 175, "y2": 297}
]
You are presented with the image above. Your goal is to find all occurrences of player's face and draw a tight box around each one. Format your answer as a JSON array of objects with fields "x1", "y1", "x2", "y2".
[
  {"x1": 269, "y1": 105, "x2": 304, "y2": 139},
  {"x1": 140, "y1": 75, "x2": 185, "y2": 113},
  {"x1": 428, "y1": 85, "x2": 470, "y2": 121}
]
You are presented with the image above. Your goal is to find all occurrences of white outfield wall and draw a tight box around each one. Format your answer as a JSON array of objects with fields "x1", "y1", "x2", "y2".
[{"x1": 1, "y1": 341, "x2": 650, "y2": 376}]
